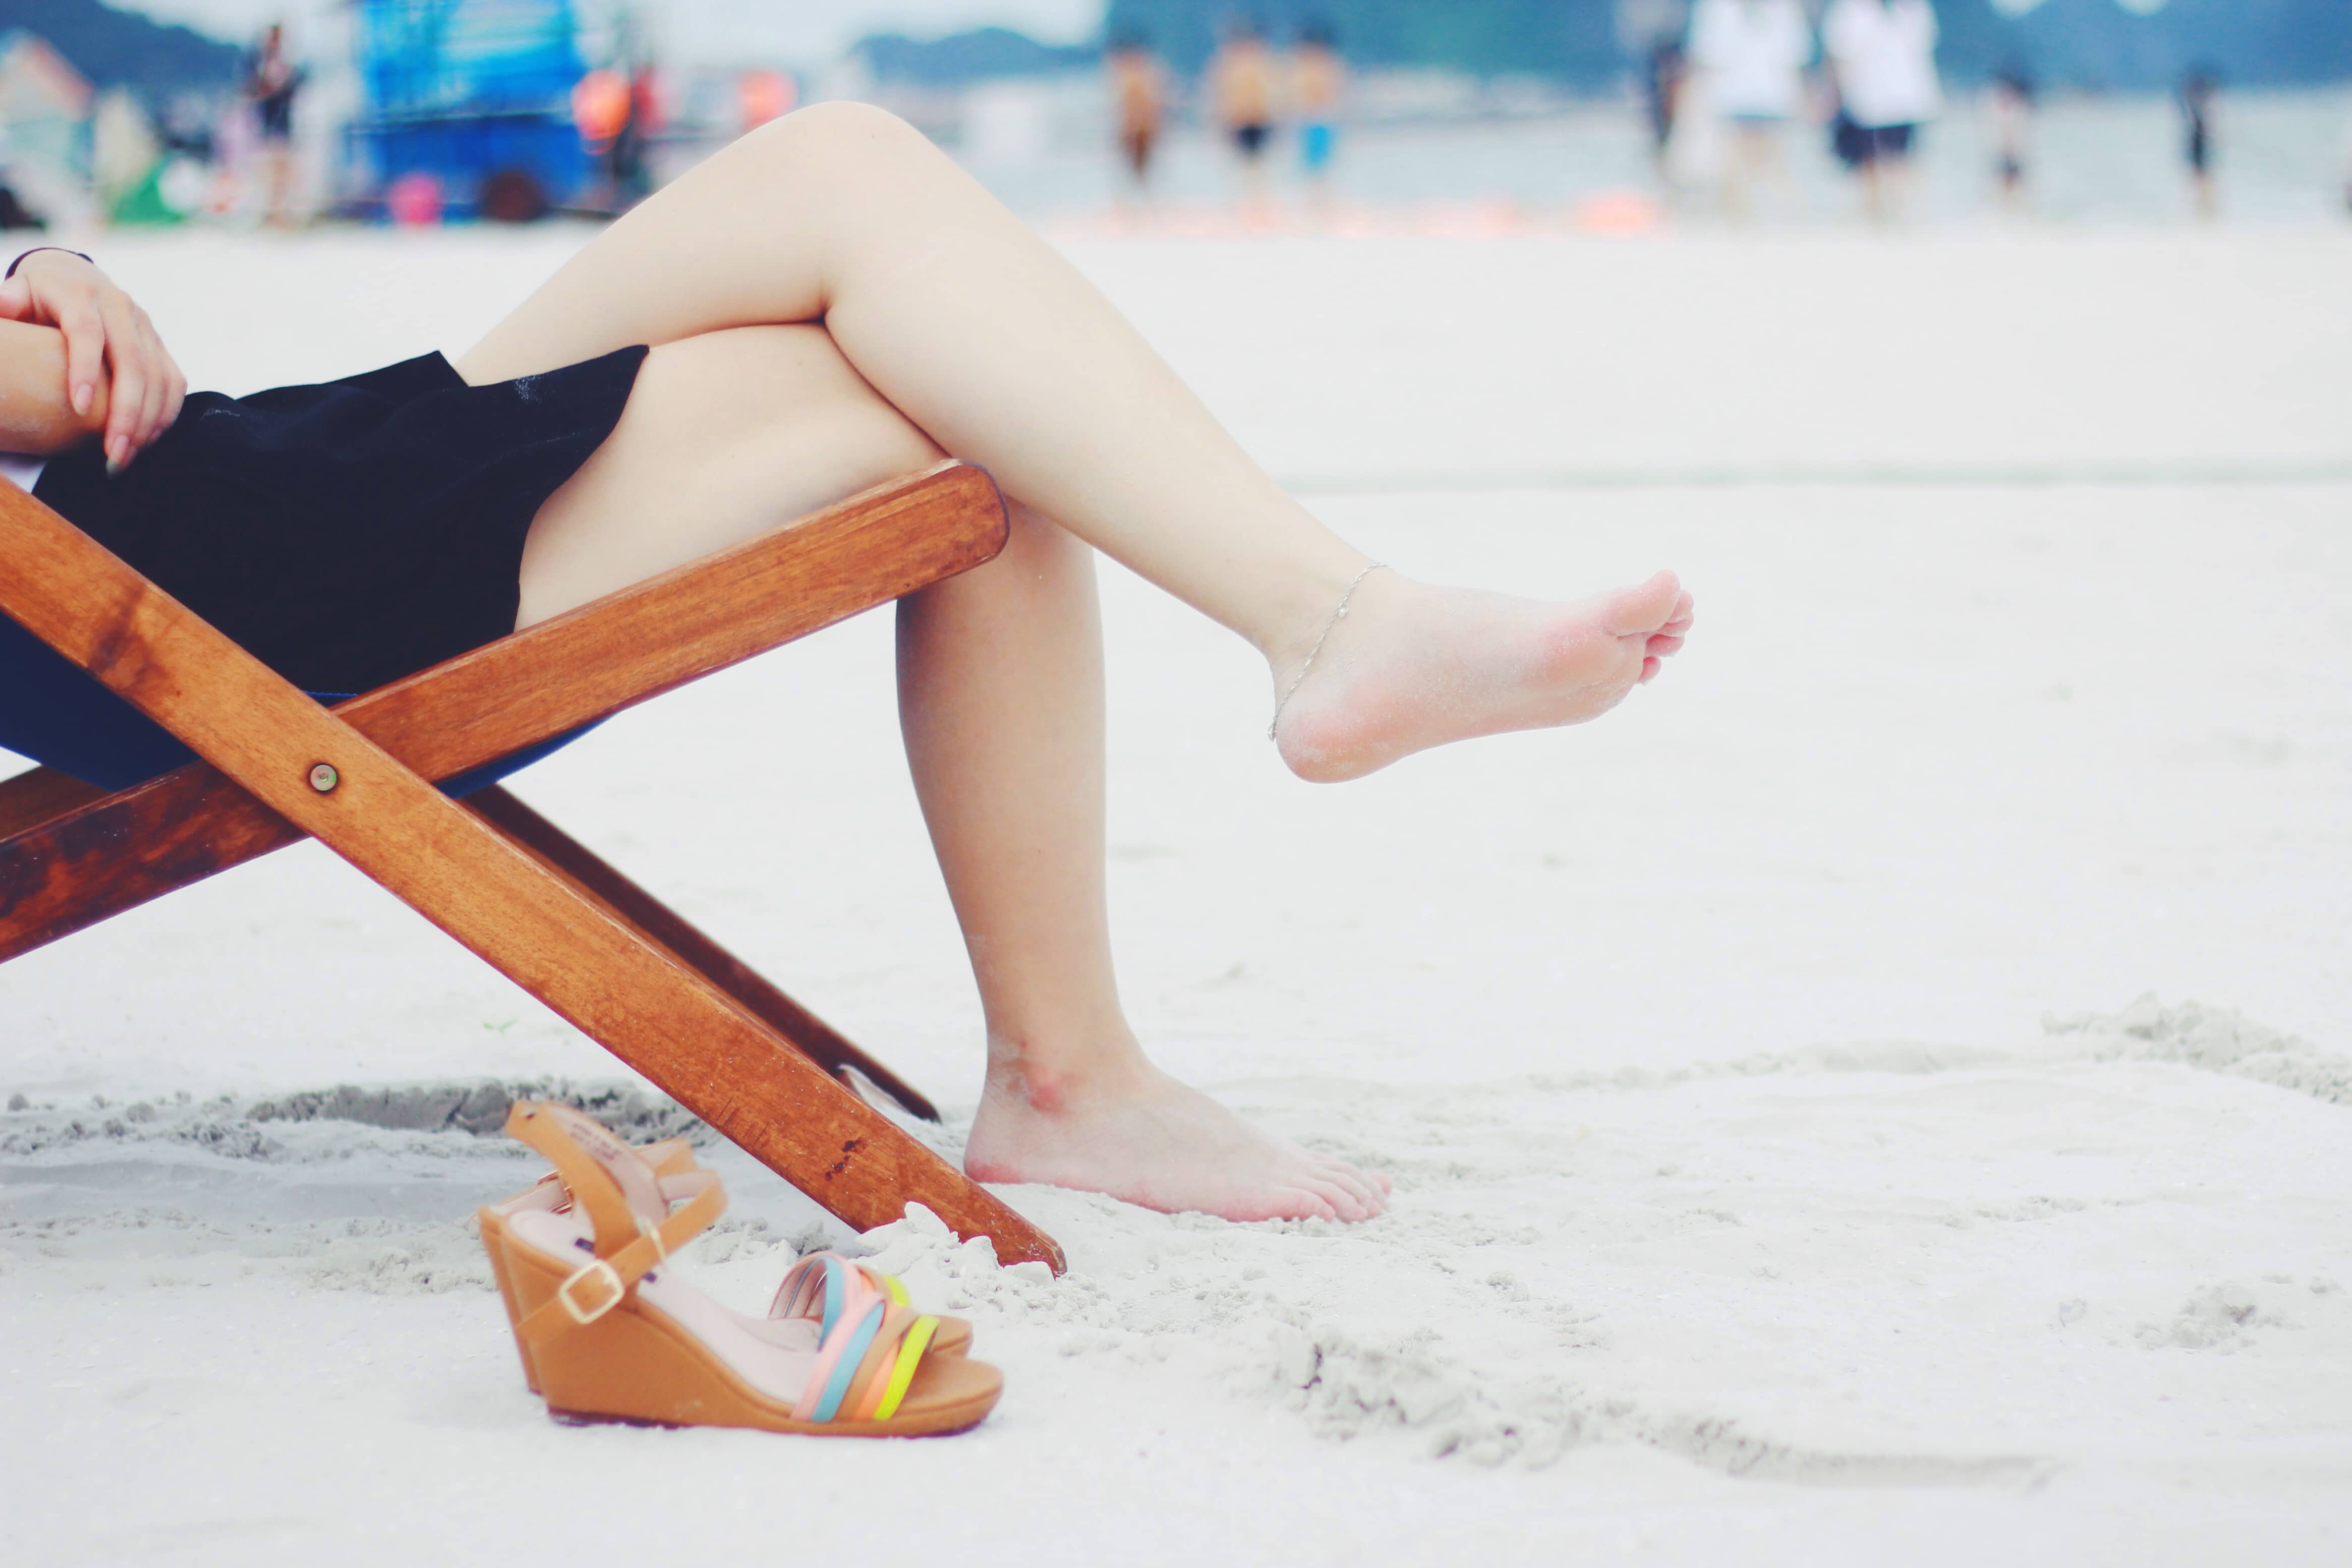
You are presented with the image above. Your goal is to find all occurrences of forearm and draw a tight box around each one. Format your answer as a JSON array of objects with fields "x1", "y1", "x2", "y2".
[{"x1": 0, "y1": 319, "x2": 107, "y2": 453}]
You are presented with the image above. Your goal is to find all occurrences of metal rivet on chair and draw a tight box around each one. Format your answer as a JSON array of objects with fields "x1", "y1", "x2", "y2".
[{"x1": 308, "y1": 763, "x2": 339, "y2": 793}]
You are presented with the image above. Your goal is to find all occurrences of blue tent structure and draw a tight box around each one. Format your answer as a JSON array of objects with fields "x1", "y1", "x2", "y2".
[{"x1": 347, "y1": 0, "x2": 590, "y2": 218}]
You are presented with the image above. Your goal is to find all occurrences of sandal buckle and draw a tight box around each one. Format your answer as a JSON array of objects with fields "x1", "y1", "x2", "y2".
[{"x1": 556, "y1": 1257, "x2": 626, "y2": 1325}]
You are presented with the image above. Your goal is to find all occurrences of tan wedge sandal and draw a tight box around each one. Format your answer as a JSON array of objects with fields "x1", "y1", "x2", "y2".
[
  {"x1": 480, "y1": 1102, "x2": 1002, "y2": 1436},
  {"x1": 478, "y1": 1132, "x2": 975, "y2": 1395}
]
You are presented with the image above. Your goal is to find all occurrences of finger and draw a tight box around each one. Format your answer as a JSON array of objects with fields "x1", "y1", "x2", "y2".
[
  {"x1": 132, "y1": 315, "x2": 170, "y2": 450},
  {"x1": 98, "y1": 296, "x2": 147, "y2": 468},
  {"x1": 153, "y1": 328, "x2": 187, "y2": 438},
  {"x1": 56, "y1": 299, "x2": 105, "y2": 422},
  {"x1": 1639, "y1": 654, "x2": 1662, "y2": 683},
  {"x1": 1646, "y1": 632, "x2": 1686, "y2": 657},
  {"x1": 0, "y1": 275, "x2": 29, "y2": 320}
]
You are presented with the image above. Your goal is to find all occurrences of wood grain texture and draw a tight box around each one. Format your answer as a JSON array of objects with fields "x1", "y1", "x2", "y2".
[
  {"x1": 0, "y1": 462, "x2": 1008, "y2": 960},
  {"x1": 0, "y1": 767, "x2": 105, "y2": 842},
  {"x1": 0, "y1": 475, "x2": 1061, "y2": 1271},
  {"x1": 464, "y1": 784, "x2": 943, "y2": 1123}
]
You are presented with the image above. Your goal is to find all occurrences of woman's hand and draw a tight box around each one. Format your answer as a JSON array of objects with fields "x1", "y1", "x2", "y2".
[{"x1": 0, "y1": 250, "x2": 187, "y2": 471}]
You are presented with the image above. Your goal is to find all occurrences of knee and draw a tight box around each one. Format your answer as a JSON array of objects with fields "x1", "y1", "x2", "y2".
[{"x1": 756, "y1": 100, "x2": 939, "y2": 174}]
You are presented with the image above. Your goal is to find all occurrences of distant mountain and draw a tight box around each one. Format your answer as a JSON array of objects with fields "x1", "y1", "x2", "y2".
[
  {"x1": 1101, "y1": 1, "x2": 1624, "y2": 88},
  {"x1": 1937, "y1": 0, "x2": 2352, "y2": 90},
  {"x1": 854, "y1": 26, "x2": 1098, "y2": 88},
  {"x1": 1099, "y1": 0, "x2": 2352, "y2": 90},
  {"x1": 5, "y1": 0, "x2": 241, "y2": 99}
]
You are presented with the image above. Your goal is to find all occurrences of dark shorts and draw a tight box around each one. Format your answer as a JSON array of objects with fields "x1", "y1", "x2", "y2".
[
  {"x1": 1232, "y1": 123, "x2": 1270, "y2": 159},
  {"x1": 30, "y1": 346, "x2": 645, "y2": 695},
  {"x1": 1860, "y1": 123, "x2": 1917, "y2": 163}
]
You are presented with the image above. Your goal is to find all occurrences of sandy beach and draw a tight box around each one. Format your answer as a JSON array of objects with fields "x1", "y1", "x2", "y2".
[{"x1": 5, "y1": 225, "x2": 2350, "y2": 1564}]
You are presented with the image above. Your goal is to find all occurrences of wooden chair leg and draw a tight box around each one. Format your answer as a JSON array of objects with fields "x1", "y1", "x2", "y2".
[
  {"x1": 0, "y1": 767, "x2": 105, "y2": 843},
  {"x1": 463, "y1": 784, "x2": 942, "y2": 1123}
]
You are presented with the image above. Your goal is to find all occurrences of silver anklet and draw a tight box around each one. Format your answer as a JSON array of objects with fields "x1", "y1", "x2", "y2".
[{"x1": 1268, "y1": 563, "x2": 1387, "y2": 741}]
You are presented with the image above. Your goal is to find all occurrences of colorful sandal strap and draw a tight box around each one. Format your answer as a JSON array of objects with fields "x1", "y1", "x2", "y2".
[
  {"x1": 769, "y1": 1252, "x2": 912, "y2": 1334},
  {"x1": 847, "y1": 1307, "x2": 939, "y2": 1423},
  {"x1": 871, "y1": 1317, "x2": 939, "y2": 1422},
  {"x1": 794, "y1": 1299, "x2": 888, "y2": 1423}
]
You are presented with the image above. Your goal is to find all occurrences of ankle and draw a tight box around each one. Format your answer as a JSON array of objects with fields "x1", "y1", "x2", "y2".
[
  {"x1": 981, "y1": 1032, "x2": 1154, "y2": 1117},
  {"x1": 1252, "y1": 550, "x2": 1387, "y2": 674}
]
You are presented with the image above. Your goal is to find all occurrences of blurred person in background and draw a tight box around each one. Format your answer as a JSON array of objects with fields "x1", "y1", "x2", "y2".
[
  {"x1": 613, "y1": 59, "x2": 662, "y2": 210},
  {"x1": 2342, "y1": 112, "x2": 2352, "y2": 218},
  {"x1": 1822, "y1": 0, "x2": 1940, "y2": 223},
  {"x1": 1209, "y1": 18, "x2": 1279, "y2": 207},
  {"x1": 1106, "y1": 31, "x2": 1168, "y2": 200},
  {"x1": 244, "y1": 23, "x2": 302, "y2": 227},
  {"x1": 1686, "y1": 0, "x2": 1813, "y2": 221},
  {"x1": 1292, "y1": 22, "x2": 1345, "y2": 207},
  {"x1": 0, "y1": 126, "x2": 44, "y2": 230},
  {"x1": 1988, "y1": 63, "x2": 2034, "y2": 215},
  {"x1": 1619, "y1": 0, "x2": 1691, "y2": 181},
  {"x1": 2180, "y1": 68, "x2": 2217, "y2": 221}
]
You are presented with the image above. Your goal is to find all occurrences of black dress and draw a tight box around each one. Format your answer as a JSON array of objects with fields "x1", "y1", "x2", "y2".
[
  {"x1": 0, "y1": 346, "x2": 645, "y2": 789},
  {"x1": 31, "y1": 344, "x2": 647, "y2": 695}
]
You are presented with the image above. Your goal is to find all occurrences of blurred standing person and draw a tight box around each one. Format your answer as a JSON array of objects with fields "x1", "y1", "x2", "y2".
[
  {"x1": 1106, "y1": 32, "x2": 1167, "y2": 200},
  {"x1": 2180, "y1": 69, "x2": 2217, "y2": 221},
  {"x1": 1686, "y1": 0, "x2": 1812, "y2": 221},
  {"x1": 1208, "y1": 19, "x2": 1278, "y2": 209},
  {"x1": 244, "y1": 23, "x2": 303, "y2": 227},
  {"x1": 1619, "y1": 0, "x2": 1691, "y2": 180},
  {"x1": 1822, "y1": 0, "x2": 1940, "y2": 223},
  {"x1": 611, "y1": 60, "x2": 662, "y2": 210},
  {"x1": 0, "y1": 124, "x2": 44, "y2": 230},
  {"x1": 1643, "y1": 37, "x2": 1689, "y2": 181},
  {"x1": 1988, "y1": 63, "x2": 2034, "y2": 215},
  {"x1": 1292, "y1": 22, "x2": 1345, "y2": 208}
]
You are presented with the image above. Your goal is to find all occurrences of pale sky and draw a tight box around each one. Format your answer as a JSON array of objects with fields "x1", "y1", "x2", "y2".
[{"x1": 119, "y1": 0, "x2": 1104, "y2": 65}]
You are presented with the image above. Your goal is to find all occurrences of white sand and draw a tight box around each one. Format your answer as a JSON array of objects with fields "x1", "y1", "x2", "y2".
[{"x1": 5, "y1": 227, "x2": 2351, "y2": 1564}]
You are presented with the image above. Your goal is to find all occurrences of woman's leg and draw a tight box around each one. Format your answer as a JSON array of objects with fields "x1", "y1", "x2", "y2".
[
  {"x1": 522, "y1": 323, "x2": 1388, "y2": 1220},
  {"x1": 465, "y1": 102, "x2": 1692, "y2": 782},
  {"x1": 901, "y1": 504, "x2": 1386, "y2": 1221}
]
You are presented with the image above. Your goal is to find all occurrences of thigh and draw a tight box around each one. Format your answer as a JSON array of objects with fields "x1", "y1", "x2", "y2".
[
  {"x1": 513, "y1": 324, "x2": 940, "y2": 627},
  {"x1": 457, "y1": 103, "x2": 979, "y2": 386}
]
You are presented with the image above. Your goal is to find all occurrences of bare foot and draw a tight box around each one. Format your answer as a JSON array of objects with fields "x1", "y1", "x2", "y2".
[
  {"x1": 1273, "y1": 568, "x2": 1694, "y2": 783},
  {"x1": 965, "y1": 1059, "x2": 1391, "y2": 1223}
]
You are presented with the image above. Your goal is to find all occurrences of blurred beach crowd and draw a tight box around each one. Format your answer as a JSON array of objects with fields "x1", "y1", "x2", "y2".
[{"x1": 1, "y1": 0, "x2": 2349, "y2": 234}]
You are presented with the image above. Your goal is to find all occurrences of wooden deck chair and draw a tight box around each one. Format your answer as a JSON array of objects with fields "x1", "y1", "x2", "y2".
[{"x1": 0, "y1": 461, "x2": 1063, "y2": 1271}]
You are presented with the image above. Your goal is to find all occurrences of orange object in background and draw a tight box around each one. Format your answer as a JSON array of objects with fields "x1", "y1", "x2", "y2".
[
  {"x1": 1571, "y1": 188, "x2": 1663, "y2": 236},
  {"x1": 572, "y1": 69, "x2": 629, "y2": 147},
  {"x1": 385, "y1": 171, "x2": 444, "y2": 226},
  {"x1": 739, "y1": 69, "x2": 796, "y2": 131}
]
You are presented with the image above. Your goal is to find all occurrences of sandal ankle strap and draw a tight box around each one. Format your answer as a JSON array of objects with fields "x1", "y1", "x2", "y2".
[{"x1": 506, "y1": 1101, "x2": 728, "y2": 1348}]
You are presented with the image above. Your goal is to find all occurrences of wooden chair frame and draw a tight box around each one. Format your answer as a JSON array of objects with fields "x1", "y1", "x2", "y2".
[{"x1": 0, "y1": 461, "x2": 1063, "y2": 1271}]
